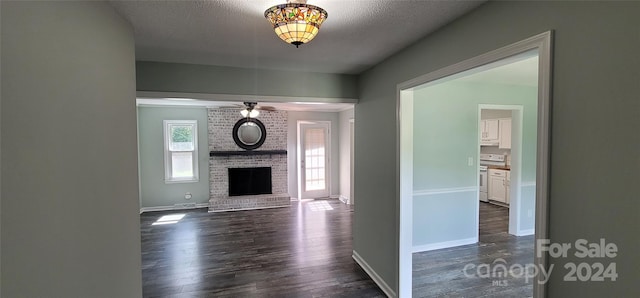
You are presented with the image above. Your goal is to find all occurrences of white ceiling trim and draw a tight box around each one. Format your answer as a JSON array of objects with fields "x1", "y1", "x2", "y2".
[
  {"x1": 136, "y1": 91, "x2": 356, "y2": 112},
  {"x1": 136, "y1": 91, "x2": 357, "y2": 104}
]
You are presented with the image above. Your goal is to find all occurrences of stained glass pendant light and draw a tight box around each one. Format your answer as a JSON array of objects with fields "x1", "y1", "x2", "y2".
[{"x1": 264, "y1": 0, "x2": 328, "y2": 48}]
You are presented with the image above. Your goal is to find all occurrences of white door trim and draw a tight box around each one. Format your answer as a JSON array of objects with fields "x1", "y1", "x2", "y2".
[{"x1": 396, "y1": 31, "x2": 552, "y2": 298}]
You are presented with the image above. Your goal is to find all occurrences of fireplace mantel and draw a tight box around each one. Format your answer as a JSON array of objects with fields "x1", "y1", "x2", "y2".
[{"x1": 209, "y1": 150, "x2": 287, "y2": 157}]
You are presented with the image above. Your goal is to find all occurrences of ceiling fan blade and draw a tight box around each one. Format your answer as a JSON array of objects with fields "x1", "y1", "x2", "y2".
[{"x1": 257, "y1": 105, "x2": 277, "y2": 111}]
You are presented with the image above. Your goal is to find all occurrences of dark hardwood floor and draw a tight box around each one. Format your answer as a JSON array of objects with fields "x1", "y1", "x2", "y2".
[
  {"x1": 140, "y1": 199, "x2": 385, "y2": 297},
  {"x1": 413, "y1": 202, "x2": 535, "y2": 297},
  {"x1": 141, "y1": 200, "x2": 534, "y2": 297}
]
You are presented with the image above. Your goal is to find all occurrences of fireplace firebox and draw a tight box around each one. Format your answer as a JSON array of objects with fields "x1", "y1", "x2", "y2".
[{"x1": 228, "y1": 167, "x2": 272, "y2": 196}]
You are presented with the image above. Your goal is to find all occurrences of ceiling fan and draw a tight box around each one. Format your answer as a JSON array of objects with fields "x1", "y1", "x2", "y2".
[{"x1": 232, "y1": 102, "x2": 277, "y2": 118}]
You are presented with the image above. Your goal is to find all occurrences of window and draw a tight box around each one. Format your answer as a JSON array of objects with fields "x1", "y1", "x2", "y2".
[{"x1": 164, "y1": 120, "x2": 198, "y2": 183}]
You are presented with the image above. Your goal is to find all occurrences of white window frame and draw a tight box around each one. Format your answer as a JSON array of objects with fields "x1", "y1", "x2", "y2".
[{"x1": 163, "y1": 120, "x2": 199, "y2": 183}]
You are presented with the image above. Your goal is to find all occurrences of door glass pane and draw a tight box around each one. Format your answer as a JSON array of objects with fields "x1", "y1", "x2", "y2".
[
  {"x1": 172, "y1": 152, "x2": 193, "y2": 178},
  {"x1": 304, "y1": 128, "x2": 326, "y2": 191}
]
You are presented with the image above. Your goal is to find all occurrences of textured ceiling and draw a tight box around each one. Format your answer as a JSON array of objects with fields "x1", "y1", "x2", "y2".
[{"x1": 109, "y1": 0, "x2": 485, "y2": 74}]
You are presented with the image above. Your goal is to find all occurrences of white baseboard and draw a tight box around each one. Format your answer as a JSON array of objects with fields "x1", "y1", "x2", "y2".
[
  {"x1": 412, "y1": 237, "x2": 477, "y2": 253},
  {"x1": 140, "y1": 203, "x2": 209, "y2": 214},
  {"x1": 517, "y1": 229, "x2": 535, "y2": 236},
  {"x1": 329, "y1": 195, "x2": 340, "y2": 199},
  {"x1": 339, "y1": 195, "x2": 350, "y2": 205},
  {"x1": 352, "y1": 250, "x2": 395, "y2": 298}
]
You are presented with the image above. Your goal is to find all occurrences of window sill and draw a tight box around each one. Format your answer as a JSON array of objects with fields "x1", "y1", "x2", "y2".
[{"x1": 165, "y1": 178, "x2": 199, "y2": 184}]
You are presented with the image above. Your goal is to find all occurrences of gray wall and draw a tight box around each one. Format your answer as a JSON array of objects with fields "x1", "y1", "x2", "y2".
[
  {"x1": 355, "y1": 1, "x2": 640, "y2": 296},
  {"x1": 137, "y1": 106, "x2": 210, "y2": 208},
  {"x1": 0, "y1": 0, "x2": 3, "y2": 289},
  {"x1": 1, "y1": 1, "x2": 142, "y2": 297},
  {"x1": 339, "y1": 109, "x2": 354, "y2": 201},
  {"x1": 136, "y1": 61, "x2": 359, "y2": 100},
  {"x1": 287, "y1": 111, "x2": 340, "y2": 199}
]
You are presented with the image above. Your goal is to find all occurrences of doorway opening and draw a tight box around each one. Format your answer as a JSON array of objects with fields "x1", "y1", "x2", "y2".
[
  {"x1": 298, "y1": 121, "x2": 331, "y2": 199},
  {"x1": 398, "y1": 32, "x2": 552, "y2": 297},
  {"x1": 349, "y1": 119, "x2": 355, "y2": 205},
  {"x1": 478, "y1": 104, "x2": 533, "y2": 238}
]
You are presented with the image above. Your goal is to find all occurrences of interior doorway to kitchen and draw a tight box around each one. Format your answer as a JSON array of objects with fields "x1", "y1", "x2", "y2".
[
  {"x1": 479, "y1": 105, "x2": 531, "y2": 237},
  {"x1": 398, "y1": 32, "x2": 552, "y2": 297},
  {"x1": 407, "y1": 52, "x2": 539, "y2": 298}
]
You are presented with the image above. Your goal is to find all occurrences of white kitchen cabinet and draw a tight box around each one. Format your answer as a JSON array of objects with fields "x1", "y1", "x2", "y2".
[
  {"x1": 488, "y1": 169, "x2": 509, "y2": 204},
  {"x1": 481, "y1": 118, "x2": 512, "y2": 148},
  {"x1": 481, "y1": 119, "x2": 500, "y2": 143},
  {"x1": 499, "y1": 119, "x2": 512, "y2": 149}
]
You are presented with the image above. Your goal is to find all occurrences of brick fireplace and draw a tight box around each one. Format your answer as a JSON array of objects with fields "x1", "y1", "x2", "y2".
[{"x1": 208, "y1": 108, "x2": 290, "y2": 212}]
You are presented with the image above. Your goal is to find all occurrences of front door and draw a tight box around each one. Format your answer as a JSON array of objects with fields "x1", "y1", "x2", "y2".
[{"x1": 299, "y1": 121, "x2": 330, "y2": 199}]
